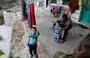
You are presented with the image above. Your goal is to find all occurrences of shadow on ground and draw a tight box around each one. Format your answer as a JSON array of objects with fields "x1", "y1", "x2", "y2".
[{"x1": 53, "y1": 52, "x2": 73, "y2": 58}]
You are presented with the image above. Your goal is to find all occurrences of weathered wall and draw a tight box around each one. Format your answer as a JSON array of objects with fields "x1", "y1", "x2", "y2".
[
  {"x1": 0, "y1": 15, "x2": 4, "y2": 25},
  {"x1": 3, "y1": 6, "x2": 21, "y2": 26},
  {"x1": 71, "y1": 0, "x2": 81, "y2": 23},
  {"x1": 9, "y1": 20, "x2": 25, "y2": 58},
  {"x1": 3, "y1": 10, "x2": 15, "y2": 26},
  {"x1": 57, "y1": 0, "x2": 62, "y2": 5},
  {"x1": 0, "y1": 0, "x2": 20, "y2": 9}
]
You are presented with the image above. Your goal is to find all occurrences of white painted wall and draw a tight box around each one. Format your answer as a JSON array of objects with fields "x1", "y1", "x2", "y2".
[
  {"x1": 70, "y1": 0, "x2": 81, "y2": 23},
  {"x1": 3, "y1": 10, "x2": 15, "y2": 26},
  {"x1": 57, "y1": 0, "x2": 62, "y2": 5},
  {"x1": 3, "y1": 6, "x2": 21, "y2": 26},
  {"x1": 43, "y1": 0, "x2": 46, "y2": 7}
]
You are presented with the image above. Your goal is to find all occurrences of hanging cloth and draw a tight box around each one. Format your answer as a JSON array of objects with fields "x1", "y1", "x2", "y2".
[
  {"x1": 69, "y1": 0, "x2": 79, "y2": 13},
  {"x1": 28, "y1": 4, "x2": 32, "y2": 27},
  {"x1": 30, "y1": 3, "x2": 36, "y2": 25}
]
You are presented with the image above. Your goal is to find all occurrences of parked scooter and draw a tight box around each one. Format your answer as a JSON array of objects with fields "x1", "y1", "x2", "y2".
[{"x1": 50, "y1": 6, "x2": 61, "y2": 16}]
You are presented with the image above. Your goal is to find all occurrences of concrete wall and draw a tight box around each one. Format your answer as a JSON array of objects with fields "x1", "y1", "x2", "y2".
[
  {"x1": 3, "y1": 6, "x2": 21, "y2": 26},
  {"x1": 70, "y1": 0, "x2": 81, "y2": 23},
  {"x1": 9, "y1": 20, "x2": 26, "y2": 58},
  {"x1": 3, "y1": 10, "x2": 15, "y2": 26},
  {"x1": 57, "y1": 0, "x2": 62, "y2": 5}
]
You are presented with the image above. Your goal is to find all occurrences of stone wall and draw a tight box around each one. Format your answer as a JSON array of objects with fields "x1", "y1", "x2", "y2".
[
  {"x1": 9, "y1": 20, "x2": 25, "y2": 58},
  {"x1": 3, "y1": 10, "x2": 15, "y2": 26},
  {"x1": 0, "y1": 15, "x2": 4, "y2": 25},
  {"x1": 3, "y1": 6, "x2": 22, "y2": 26},
  {"x1": 0, "y1": 0, "x2": 20, "y2": 9}
]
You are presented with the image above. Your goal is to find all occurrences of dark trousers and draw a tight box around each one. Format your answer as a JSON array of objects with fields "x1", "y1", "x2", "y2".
[
  {"x1": 62, "y1": 29, "x2": 69, "y2": 41},
  {"x1": 29, "y1": 44, "x2": 37, "y2": 55},
  {"x1": 62, "y1": 25, "x2": 72, "y2": 41}
]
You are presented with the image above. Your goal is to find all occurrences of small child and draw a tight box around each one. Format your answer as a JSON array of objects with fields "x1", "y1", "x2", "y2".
[
  {"x1": 52, "y1": 21, "x2": 62, "y2": 43},
  {"x1": 27, "y1": 27, "x2": 40, "y2": 58}
]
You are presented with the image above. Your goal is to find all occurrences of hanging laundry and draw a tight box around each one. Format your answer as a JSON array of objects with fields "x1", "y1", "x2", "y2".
[
  {"x1": 69, "y1": 0, "x2": 79, "y2": 13},
  {"x1": 28, "y1": 4, "x2": 32, "y2": 27},
  {"x1": 30, "y1": 3, "x2": 36, "y2": 25},
  {"x1": 28, "y1": 3, "x2": 36, "y2": 27}
]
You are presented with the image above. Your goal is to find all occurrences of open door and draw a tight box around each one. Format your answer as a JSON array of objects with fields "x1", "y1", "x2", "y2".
[{"x1": 80, "y1": 0, "x2": 90, "y2": 25}]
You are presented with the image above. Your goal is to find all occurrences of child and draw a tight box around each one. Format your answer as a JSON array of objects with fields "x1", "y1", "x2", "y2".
[
  {"x1": 52, "y1": 21, "x2": 62, "y2": 43},
  {"x1": 27, "y1": 27, "x2": 40, "y2": 58}
]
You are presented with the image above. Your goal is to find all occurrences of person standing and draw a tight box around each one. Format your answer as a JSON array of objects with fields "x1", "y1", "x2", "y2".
[
  {"x1": 27, "y1": 27, "x2": 40, "y2": 58},
  {"x1": 52, "y1": 21, "x2": 62, "y2": 43}
]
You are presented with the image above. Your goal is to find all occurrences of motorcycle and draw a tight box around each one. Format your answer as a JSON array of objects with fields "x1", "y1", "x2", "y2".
[
  {"x1": 50, "y1": 4, "x2": 64, "y2": 17},
  {"x1": 51, "y1": 6, "x2": 61, "y2": 16}
]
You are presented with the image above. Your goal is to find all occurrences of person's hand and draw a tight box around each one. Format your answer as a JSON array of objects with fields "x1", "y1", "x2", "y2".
[
  {"x1": 33, "y1": 25, "x2": 39, "y2": 30},
  {"x1": 33, "y1": 25, "x2": 37, "y2": 27},
  {"x1": 37, "y1": 42, "x2": 40, "y2": 46}
]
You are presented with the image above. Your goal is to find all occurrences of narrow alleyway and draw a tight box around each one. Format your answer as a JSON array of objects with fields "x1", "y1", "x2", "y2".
[
  {"x1": 35, "y1": 6, "x2": 89, "y2": 58},
  {"x1": 0, "y1": 5, "x2": 89, "y2": 58},
  {"x1": 0, "y1": 0, "x2": 89, "y2": 58}
]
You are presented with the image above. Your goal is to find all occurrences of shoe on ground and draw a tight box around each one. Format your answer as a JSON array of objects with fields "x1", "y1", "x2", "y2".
[
  {"x1": 59, "y1": 40, "x2": 65, "y2": 43},
  {"x1": 30, "y1": 55, "x2": 33, "y2": 58}
]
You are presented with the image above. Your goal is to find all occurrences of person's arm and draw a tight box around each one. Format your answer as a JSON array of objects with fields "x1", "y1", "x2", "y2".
[
  {"x1": 27, "y1": 34, "x2": 31, "y2": 43},
  {"x1": 36, "y1": 31, "x2": 40, "y2": 37},
  {"x1": 35, "y1": 31, "x2": 40, "y2": 43},
  {"x1": 36, "y1": 30, "x2": 40, "y2": 40},
  {"x1": 52, "y1": 27, "x2": 55, "y2": 32},
  {"x1": 52, "y1": 23, "x2": 56, "y2": 28},
  {"x1": 63, "y1": 20, "x2": 70, "y2": 30},
  {"x1": 63, "y1": 23, "x2": 69, "y2": 30},
  {"x1": 28, "y1": 38, "x2": 30, "y2": 43}
]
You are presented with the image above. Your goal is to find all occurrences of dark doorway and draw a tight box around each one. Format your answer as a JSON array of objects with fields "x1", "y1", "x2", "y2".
[
  {"x1": 62, "y1": 0, "x2": 69, "y2": 5},
  {"x1": 46, "y1": 0, "x2": 48, "y2": 7},
  {"x1": 51, "y1": 0, "x2": 57, "y2": 3}
]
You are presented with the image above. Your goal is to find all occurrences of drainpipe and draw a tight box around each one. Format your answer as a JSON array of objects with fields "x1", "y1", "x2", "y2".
[
  {"x1": 46, "y1": 0, "x2": 48, "y2": 7},
  {"x1": 20, "y1": 0, "x2": 24, "y2": 21}
]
